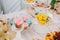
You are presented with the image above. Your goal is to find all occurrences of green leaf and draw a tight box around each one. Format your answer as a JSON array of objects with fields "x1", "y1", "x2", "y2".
[{"x1": 50, "y1": 0, "x2": 56, "y2": 9}]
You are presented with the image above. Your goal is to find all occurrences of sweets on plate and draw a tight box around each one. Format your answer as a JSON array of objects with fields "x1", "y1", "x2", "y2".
[
  {"x1": 45, "y1": 31, "x2": 60, "y2": 40},
  {"x1": 0, "y1": 19, "x2": 11, "y2": 40},
  {"x1": 0, "y1": 20, "x2": 9, "y2": 33},
  {"x1": 9, "y1": 19, "x2": 14, "y2": 25},
  {"x1": 22, "y1": 16, "x2": 28, "y2": 22},
  {"x1": 23, "y1": 23, "x2": 29, "y2": 30},
  {"x1": 13, "y1": 16, "x2": 32, "y2": 30},
  {"x1": 26, "y1": 19, "x2": 32, "y2": 25}
]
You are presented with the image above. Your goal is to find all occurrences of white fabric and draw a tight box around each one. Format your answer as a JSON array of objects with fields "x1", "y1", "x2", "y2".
[
  {"x1": 0, "y1": 2, "x2": 1, "y2": 13},
  {"x1": 0, "y1": 1, "x2": 3, "y2": 15},
  {"x1": 1, "y1": 0, "x2": 21, "y2": 14}
]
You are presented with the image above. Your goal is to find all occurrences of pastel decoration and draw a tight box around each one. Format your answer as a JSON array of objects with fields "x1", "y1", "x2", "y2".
[
  {"x1": 22, "y1": 16, "x2": 28, "y2": 22},
  {"x1": 9, "y1": 19, "x2": 14, "y2": 25},
  {"x1": 15, "y1": 21, "x2": 23, "y2": 28},
  {"x1": 26, "y1": 20, "x2": 32, "y2": 25},
  {"x1": 34, "y1": 7, "x2": 41, "y2": 13},
  {"x1": 23, "y1": 23, "x2": 29, "y2": 30},
  {"x1": 14, "y1": 18, "x2": 23, "y2": 28},
  {"x1": 14, "y1": 18, "x2": 22, "y2": 24}
]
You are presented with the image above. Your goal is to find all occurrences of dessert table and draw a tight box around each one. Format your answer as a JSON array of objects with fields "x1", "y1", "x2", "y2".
[
  {"x1": 0, "y1": 10, "x2": 40, "y2": 40},
  {"x1": 0, "y1": 9, "x2": 60, "y2": 40}
]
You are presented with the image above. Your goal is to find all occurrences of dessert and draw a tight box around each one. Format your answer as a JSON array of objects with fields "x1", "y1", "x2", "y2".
[
  {"x1": 14, "y1": 16, "x2": 32, "y2": 30},
  {"x1": 22, "y1": 16, "x2": 28, "y2": 22},
  {"x1": 26, "y1": 19, "x2": 32, "y2": 25},
  {"x1": 3, "y1": 34, "x2": 10, "y2": 40},
  {"x1": 0, "y1": 20, "x2": 9, "y2": 33},
  {"x1": 2, "y1": 25, "x2": 8, "y2": 33},
  {"x1": 0, "y1": 19, "x2": 11, "y2": 40},
  {"x1": 45, "y1": 31, "x2": 60, "y2": 40},
  {"x1": 9, "y1": 19, "x2": 14, "y2": 25},
  {"x1": 35, "y1": 13, "x2": 48, "y2": 24},
  {"x1": 23, "y1": 23, "x2": 29, "y2": 30},
  {"x1": 14, "y1": 18, "x2": 23, "y2": 28}
]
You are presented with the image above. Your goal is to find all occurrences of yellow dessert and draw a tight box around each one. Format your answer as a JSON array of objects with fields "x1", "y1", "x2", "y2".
[
  {"x1": 45, "y1": 32, "x2": 54, "y2": 40},
  {"x1": 35, "y1": 13, "x2": 48, "y2": 24},
  {"x1": 45, "y1": 31, "x2": 60, "y2": 40},
  {"x1": 25, "y1": 0, "x2": 34, "y2": 3},
  {"x1": 3, "y1": 34, "x2": 10, "y2": 40},
  {"x1": 0, "y1": 31, "x2": 4, "y2": 37},
  {"x1": 2, "y1": 26, "x2": 8, "y2": 32},
  {"x1": 0, "y1": 19, "x2": 11, "y2": 40}
]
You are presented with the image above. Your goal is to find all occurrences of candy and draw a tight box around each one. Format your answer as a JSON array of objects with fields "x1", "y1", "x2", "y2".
[
  {"x1": 0, "y1": 19, "x2": 11, "y2": 40},
  {"x1": 14, "y1": 18, "x2": 22, "y2": 24},
  {"x1": 2, "y1": 25, "x2": 8, "y2": 33},
  {"x1": 9, "y1": 19, "x2": 14, "y2": 25},
  {"x1": 45, "y1": 31, "x2": 60, "y2": 40},
  {"x1": 22, "y1": 16, "x2": 28, "y2": 22},
  {"x1": 15, "y1": 22, "x2": 22, "y2": 28},
  {"x1": 23, "y1": 23, "x2": 29, "y2": 30},
  {"x1": 26, "y1": 20, "x2": 32, "y2": 25},
  {"x1": 3, "y1": 34, "x2": 10, "y2": 40},
  {"x1": 14, "y1": 18, "x2": 23, "y2": 28},
  {"x1": 0, "y1": 31, "x2": 4, "y2": 37}
]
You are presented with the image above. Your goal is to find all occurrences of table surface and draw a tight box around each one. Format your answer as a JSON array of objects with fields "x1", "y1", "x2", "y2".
[{"x1": 0, "y1": 9, "x2": 60, "y2": 40}]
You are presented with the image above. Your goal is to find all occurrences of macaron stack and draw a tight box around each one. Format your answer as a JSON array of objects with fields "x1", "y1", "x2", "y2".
[{"x1": 9, "y1": 16, "x2": 32, "y2": 30}]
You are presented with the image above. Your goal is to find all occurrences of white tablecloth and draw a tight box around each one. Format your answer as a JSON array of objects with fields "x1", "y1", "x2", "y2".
[{"x1": 0, "y1": 10, "x2": 60, "y2": 40}]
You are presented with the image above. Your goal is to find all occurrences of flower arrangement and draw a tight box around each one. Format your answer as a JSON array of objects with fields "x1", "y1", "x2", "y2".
[{"x1": 35, "y1": 13, "x2": 48, "y2": 25}]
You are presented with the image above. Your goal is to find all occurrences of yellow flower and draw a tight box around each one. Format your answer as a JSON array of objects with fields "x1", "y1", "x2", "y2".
[
  {"x1": 25, "y1": 0, "x2": 34, "y2": 3},
  {"x1": 35, "y1": 13, "x2": 48, "y2": 24},
  {"x1": 39, "y1": 21, "x2": 47, "y2": 24}
]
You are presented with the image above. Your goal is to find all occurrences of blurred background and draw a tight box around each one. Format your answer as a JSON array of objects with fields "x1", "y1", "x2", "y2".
[
  {"x1": 0, "y1": 0, "x2": 60, "y2": 14},
  {"x1": 0, "y1": 0, "x2": 24, "y2": 14}
]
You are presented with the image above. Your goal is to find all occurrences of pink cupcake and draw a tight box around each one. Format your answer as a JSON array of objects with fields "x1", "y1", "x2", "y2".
[
  {"x1": 14, "y1": 18, "x2": 23, "y2": 28},
  {"x1": 22, "y1": 16, "x2": 28, "y2": 22},
  {"x1": 23, "y1": 23, "x2": 29, "y2": 30}
]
